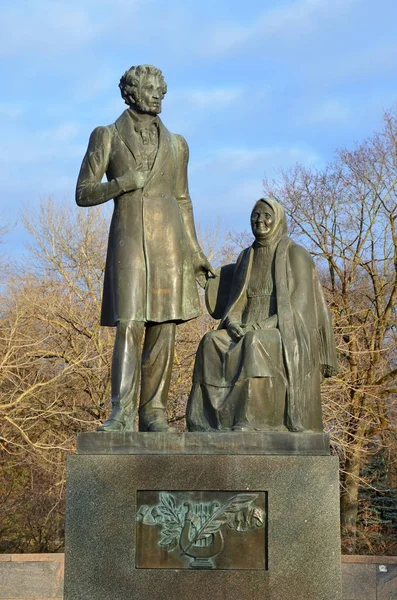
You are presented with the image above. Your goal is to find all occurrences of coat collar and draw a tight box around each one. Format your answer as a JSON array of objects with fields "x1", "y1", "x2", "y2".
[{"x1": 114, "y1": 109, "x2": 172, "y2": 183}]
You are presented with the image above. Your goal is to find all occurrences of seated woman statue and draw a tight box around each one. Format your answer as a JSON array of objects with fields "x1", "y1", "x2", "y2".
[{"x1": 186, "y1": 198, "x2": 338, "y2": 433}]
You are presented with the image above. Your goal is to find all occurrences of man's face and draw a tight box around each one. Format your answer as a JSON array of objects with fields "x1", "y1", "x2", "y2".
[
  {"x1": 136, "y1": 74, "x2": 165, "y2": 114},
  {"x1": 251, "y1": 203, "x2": 275, "y2": 240}
]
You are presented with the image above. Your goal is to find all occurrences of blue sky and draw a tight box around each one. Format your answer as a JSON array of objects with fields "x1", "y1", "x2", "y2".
[{"x1": 2, "y1": 0, "x2": 397, "y2": 256}]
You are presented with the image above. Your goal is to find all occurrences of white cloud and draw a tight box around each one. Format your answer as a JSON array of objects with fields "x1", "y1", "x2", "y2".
[
  {"x1": 73, "y1": 71, "x2": 115, "y2": 103},
  {"x1": 191, "y1": 145, "x2": 320, "y2": 176},
  {"x1": 0, "y1": 2, "x2": 102, "y2": 57},
  {"x1": 301, "y1": 100, "x2": 351, "y2": 125},
  {"x1": 201, "y1": 0, "x2": 358, "y2": 57},
  {"x1": 330, "y1": 41, "x2": 397, "y2": 82},
  {"x1": 162, "y1": 84, "x2": 270, "y2": 138},
  {"x1": 0, "y1": 122, "x2": 83, "y2": 167},
  {"x1": 173, "y1": 87, "x2": 244, "y2": 109},
  {"x1": 0, "y1": 104, "x2": 22, "y2": 119},
  {"x1": 41, "y1": 122, "x2": 80, "y2": 142}
]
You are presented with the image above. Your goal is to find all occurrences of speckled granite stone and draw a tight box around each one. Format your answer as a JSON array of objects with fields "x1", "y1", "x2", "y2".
[
  {"x1": 0, "y1": 559, "x2": 64, "y2": 598},
  {"x1": 76, "y1": 431, "x2": 331, "y2": 456},
  {"x1": 377, "y1": 564, "x2": 397, "y2": 600},
  {"x1": 64, "y1": 446, "x2": 341, "y2": 600},
  {"x1": 341, "y1": 563, "x2": 377, "y2": 599}
]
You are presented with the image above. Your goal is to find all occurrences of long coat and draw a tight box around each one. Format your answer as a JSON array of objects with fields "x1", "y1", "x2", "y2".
[{"x1": 76, "y1": 109, "x2": 202, "y2": 326}]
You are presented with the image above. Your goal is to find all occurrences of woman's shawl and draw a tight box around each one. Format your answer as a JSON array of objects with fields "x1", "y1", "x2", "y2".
[{"x1": 275, "y1": 235, "x2": 338, "y2": 430}]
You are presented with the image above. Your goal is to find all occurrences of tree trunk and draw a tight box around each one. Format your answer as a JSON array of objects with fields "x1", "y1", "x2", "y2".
[{"x1": 340, "y1": 423, "x2": 366, "y2": 554}]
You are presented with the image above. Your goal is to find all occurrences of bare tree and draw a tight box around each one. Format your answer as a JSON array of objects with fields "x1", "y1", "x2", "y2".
[
  {"x1": 0, "y1": 200, "x2": 114, "y2": 551},
  {"x1": 264, "y1": 110, "x2": 397, "y2": 553}
]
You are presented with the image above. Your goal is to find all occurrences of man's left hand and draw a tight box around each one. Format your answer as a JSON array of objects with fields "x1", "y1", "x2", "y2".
[{"x1": 192, "y1": 252, "x2": 216, "y2": 288}]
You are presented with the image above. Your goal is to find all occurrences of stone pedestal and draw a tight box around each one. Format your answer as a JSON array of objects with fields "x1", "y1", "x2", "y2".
[{"x1": 64, "y1": 432, "x2": 342, "y2": 600}]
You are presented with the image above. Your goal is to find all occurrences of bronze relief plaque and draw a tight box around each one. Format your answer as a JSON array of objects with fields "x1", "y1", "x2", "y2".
[{"x1": 136, "y1": 490, "x2": 267, "y2": 570}]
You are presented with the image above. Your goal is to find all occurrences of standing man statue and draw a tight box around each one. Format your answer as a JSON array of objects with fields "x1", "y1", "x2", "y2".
[{"x1": 76, "y1": 64, "x2": 214, "y2": 432}]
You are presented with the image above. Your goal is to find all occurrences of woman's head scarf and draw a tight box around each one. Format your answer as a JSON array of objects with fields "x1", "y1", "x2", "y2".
[{"x1": 251, "y1": 197, "x2": 288, "y2": 247}]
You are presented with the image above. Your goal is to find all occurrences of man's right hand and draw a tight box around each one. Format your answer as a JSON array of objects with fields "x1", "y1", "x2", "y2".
[{"x1": 117, "y1": 168, "x2": 148, "y2": 193}]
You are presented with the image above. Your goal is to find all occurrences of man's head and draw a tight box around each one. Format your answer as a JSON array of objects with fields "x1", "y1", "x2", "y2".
[{"x1": 119, "y1": 64, "x2": 167, "y2": 115}]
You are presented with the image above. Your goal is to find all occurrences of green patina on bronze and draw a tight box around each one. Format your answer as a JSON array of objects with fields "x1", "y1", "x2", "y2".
[{"x1": 136, "y1": 491, "x2": 267, "y2": 570}]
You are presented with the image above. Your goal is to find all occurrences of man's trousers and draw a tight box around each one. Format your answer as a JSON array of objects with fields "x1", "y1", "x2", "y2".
[{"x1": 111, "y1": 320, "x2": 176, "y2": 431}]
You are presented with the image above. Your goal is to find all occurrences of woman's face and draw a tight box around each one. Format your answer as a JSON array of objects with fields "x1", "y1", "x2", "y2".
[{"x1": 251, "y1": 203, "x2": 275, "y2": 240}]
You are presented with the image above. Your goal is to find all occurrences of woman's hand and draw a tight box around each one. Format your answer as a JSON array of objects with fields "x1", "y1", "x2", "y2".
[{"x1": 227, "y1": 321, "x2": 245, "y2": 341}]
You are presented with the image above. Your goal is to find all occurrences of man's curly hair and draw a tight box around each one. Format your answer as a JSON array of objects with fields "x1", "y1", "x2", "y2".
[{"x1": 119, "y1": 64, "x2": 167, "y2": 107}]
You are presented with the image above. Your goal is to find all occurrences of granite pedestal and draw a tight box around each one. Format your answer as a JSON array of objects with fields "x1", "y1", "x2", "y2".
[{"x1": 64, "y1": 432, "x2": 342, "y2": 600}]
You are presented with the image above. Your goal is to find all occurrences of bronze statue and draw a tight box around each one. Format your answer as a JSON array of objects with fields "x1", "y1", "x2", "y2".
[
  {"x1": 186, "y1": 198, "x2": 338, "y2": 433},
  {"x1": 76, "y1": 64, "x2": 214, "y2": 432}
]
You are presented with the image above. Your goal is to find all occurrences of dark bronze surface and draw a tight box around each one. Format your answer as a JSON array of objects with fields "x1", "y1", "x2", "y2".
[
  {"x1": 205, "y1": 263, "x2": 235, "y2": 319},
  {"x1": 187, "y1": 198, "x2": 338, "y2": 434},
  {"x1": 75, "y1": 65, "x2": 214, "y2": 432},
  {"x1": 136, "y1": 490, "x2": 267, "y2": 569}
]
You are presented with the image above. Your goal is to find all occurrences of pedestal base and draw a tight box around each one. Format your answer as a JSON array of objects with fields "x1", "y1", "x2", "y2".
[{"x1": 64, "y1": 433, "x2": 342, "y2": 599}]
